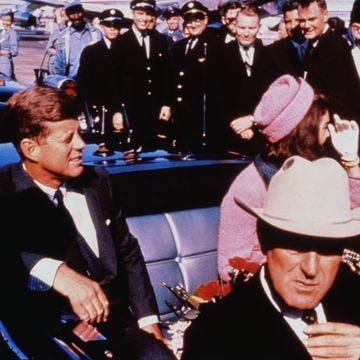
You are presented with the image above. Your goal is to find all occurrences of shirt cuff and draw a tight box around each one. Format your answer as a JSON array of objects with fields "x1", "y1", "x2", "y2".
[
  {"x1": 29, "y1": 258, "x2": 64, "y2": 291},
  {"x1": 138, "y1": 315, "x2": 159, "y2": 328}
]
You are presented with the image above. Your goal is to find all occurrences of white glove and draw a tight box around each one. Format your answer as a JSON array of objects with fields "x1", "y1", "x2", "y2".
[{"x1": 328, "y1": 114, "x2": 359, "y2": 161}]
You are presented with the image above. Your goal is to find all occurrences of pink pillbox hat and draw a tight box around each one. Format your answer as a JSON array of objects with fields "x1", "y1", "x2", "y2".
[{"x1": 253, "y1": 75, "x2": 314, "y2": 143}]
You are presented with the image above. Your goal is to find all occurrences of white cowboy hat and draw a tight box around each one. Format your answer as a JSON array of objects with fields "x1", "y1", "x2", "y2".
[{"x1": 234, "y1": 156, "x2": 360, "y2": 238}]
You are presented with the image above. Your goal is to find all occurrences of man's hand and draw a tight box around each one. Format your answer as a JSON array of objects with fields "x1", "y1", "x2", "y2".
[
  {"x1": 112, "y1": 112, "x2": 124, "y2": 132},
  {"x1": 141, "y1": 323, "x2": 173, "y2": 349},
  {"x1": 159, "y1": 106, "x2": 171, "y2": 121},
  {"x1": 304, "y1": 322, "x2": 360, "y2": 359},
  {"x1": 230, "y1": 115, "x2": 254, "y2": 137},
  {"x1": 53, "y1": 264, "x2": 109, "y2": 324}
]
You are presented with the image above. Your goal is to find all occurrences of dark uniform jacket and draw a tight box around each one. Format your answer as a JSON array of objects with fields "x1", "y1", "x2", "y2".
[
  {"x1": 305, "y1": 29, "x2": 360, "y2": 122},
  {"x1": 218, "y1": 39, "x2": 277, "y2": 155},
  {"x1": 182, "y1": 264, "x2": 360, "y2": 359},
  {"x1": 114, "y1": 28, "x2": 171, "y2": 149},
  {"x1": 171, "y1": 28, "x2": 222, "y2": 153},
  {"x1": 0, "y1": 163, "x2": 159, "y2": 324},
  {"x1": 266, "y1": 37, "x2": 305, "y2": 78},
  {"x1": 78, "y1": 38, "x2": 122, "y2": 113}
]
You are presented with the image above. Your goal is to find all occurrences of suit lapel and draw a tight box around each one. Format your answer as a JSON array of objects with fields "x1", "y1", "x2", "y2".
[{"x1": 83, "y1": 186, "x2": 117, "y2": 275}]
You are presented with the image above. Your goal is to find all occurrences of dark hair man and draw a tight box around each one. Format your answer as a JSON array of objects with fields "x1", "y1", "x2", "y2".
[
  {"x1": 0, "y1": 86, "x2": 175, "y2": 359},
  {"x1": 182, "y1": 156, "x2": 360, "y2": 359},
  {"x1": 218, "y1": 1, "x2": 243, "y2": 44},
  {"x1": 267, "y1": 0, "x2": 308, "y2": 78}
]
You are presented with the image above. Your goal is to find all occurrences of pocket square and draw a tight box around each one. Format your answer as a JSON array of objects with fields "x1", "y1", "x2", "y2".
[{"x1": 105, "y1": 219, "x2": 111, "y2": 226}]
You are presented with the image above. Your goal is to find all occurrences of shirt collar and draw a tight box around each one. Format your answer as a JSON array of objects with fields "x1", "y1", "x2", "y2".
[
  {"x1": 22, "y1": 162, "x2": 66, "y2": 202},
  {"x1": 104, "y1": 37, "x2": 111, "y2": 49},
  {"x1": 259, "y1": 265, "x2": 324, "y2": 321}
]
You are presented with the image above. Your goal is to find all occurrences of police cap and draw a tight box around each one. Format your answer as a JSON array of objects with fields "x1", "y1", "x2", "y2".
[
  {"x1": 163, "y1": 6, "x2": 181, "y2": 19},
  {"x1": 130, "y1": 0, "x2": 157, "y2": 15},
  {"x1": 100, "y1": 8, "x2": 124, "y2": 24},
  {"x1": 180, "y1": 1, "x2": 209, "y2": 17}
]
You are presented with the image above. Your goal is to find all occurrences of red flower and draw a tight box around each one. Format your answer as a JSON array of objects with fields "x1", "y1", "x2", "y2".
[
  {"x1": 193, "y1": 280, "x2": 232, "y2": 301},
  {"x1": 228, "y1": 257, "x2": 261, "y2": 274}
]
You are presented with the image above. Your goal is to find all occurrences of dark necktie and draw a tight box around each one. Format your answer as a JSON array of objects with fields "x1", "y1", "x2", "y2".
[
  {"x1": 54, "y1": 189, "x2": 104, "y2": 281},
  {"x1": 296, "y1": 42, "x2": 307, "y2": 63},
  {"x1": 302, "y1": 308, "x2": 318, "y2": 325},
  {"x1": 140, "y1": 30, "x2": 148, "y2": 58}
]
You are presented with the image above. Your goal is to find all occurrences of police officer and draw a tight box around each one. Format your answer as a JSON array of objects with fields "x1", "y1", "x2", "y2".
[
  {"x1": 54, "y1": 0, "x2": 102, "y2": 80},
  {"x1": 172, "y1": 1, "x2": 221, "y2": 154},
  {"x1": 78, "y1": 8, "x2": 125, "y2": 147},
  {"x1": 162, "y1": 6, "x2": 184, "y2": 43},
  {"x1": 114, "y1": 0, "x2": 172, "y2": 151}
]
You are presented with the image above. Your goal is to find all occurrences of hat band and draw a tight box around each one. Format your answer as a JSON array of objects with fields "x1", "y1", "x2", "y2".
[{"x1": 262, "y1": 212, "x2": 354, "y2": 226}]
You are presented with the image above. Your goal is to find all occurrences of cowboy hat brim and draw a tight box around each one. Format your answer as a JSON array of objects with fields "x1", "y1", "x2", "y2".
[{"x1": 234, "y1": 196, "x2": 360, "y2": 239}]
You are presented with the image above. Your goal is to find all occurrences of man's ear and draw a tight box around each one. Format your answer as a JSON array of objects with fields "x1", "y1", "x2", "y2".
[
  {"x1": 221, "y1": 15, "x2": 226, "y2": 25},
  {"x1": 20, "y1": 138, "x2": 41, "y2": 162},
  {"x1": 323, "y1": 9, "x2": 329, "y2": 24}
]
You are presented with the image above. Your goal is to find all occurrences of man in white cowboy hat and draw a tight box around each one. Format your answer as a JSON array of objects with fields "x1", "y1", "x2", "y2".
[{"x1": 182, "y1": 156, "x2": 360, "y2": 359}]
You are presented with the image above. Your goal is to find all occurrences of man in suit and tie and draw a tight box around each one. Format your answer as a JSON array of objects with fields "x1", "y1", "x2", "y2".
[
  {"x1": 267, "y1": 0, "x2": 308, "y2": 78},
  {"x1": 298, "y1": 0, "x2": 360, "y2": 122},
  {"x1": 0, "y1": 86, "x2": 175, "y2": 359},
  {"x1": 114, "y1": 0, "x2": 172, "y2": 151},
  {"x1": 182, "y1": 156, "x2": 360, "y2": 359},
  {"x1": 219, "y1": 5, "x2": 276, "y2": 156}
]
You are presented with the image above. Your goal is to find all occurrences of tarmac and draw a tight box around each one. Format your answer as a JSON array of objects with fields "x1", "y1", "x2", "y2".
[{"x1": 13, "y1": 37, "x2": 48, "y2": 87}]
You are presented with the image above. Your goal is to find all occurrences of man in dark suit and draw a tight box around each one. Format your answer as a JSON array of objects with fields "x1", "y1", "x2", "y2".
[
  {"x1": 218, "y1": 0, "x2": 242, "y2": 44},
  {"x1": 182, "y1": 156, "x2": 360, "y2": 359},
  {"x1": 298, "y1": 0, "x2": 360, "y2": 122},
  {"x1": 267, "y1": 0, "x2": 308, "y2": 78},
  {"x1": 114, "y1": 0, "x2": 172, "y2": 151},
  {"x1": 0, "y1": 86, "x2": 175, "y2": 359},
  {"x1": 172, "y1": 1, "x2": 222, "y2": 154},
  {"x1": 219, "y1": 5, "x2": 276, "y2": 156}
]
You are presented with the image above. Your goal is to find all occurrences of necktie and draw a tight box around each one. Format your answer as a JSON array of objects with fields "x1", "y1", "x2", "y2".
[
  {"x1": 185, "y1": 36, "x2": 195, "y2": 55},
  {"x1": 140, "y1": 30, "x2": 148, "y2": 59},
  {"x1": 243, "y1": 48, "x2": 252, "y2": 77},
  {"x1": 302, "y1": 308, "x2": 318, "y2": 325},
  {"x1": 54, "y1": 190, "x2": 104, "y2": 281},
  {"x1": 296, "y1": 42, "x2": 307, "y2": 63}
]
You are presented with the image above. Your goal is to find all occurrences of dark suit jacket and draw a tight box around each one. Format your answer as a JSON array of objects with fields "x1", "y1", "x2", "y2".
[
  {"x1": 114, "y1": 28, "x2": 171, "y2": 147},
  {"x1": 305, "y1": 29, "x2": 360, "y2": 121},
  {"x1": 0, "y1": 163, "x2": 159, "y2": 323},
  {"x1": 77, "y1": 38, "x2": 122, "y2": 113},
  {"x1": 182, "y1": 265, "x2": 359, "y2": 359},
  {"x1": 266, "y1": 37, "x2": 305, "y2": 78},
  {"x1": 171, "y1": 28, "x2": 222, "y2": 152},
  {"x1": 218, "y1": 39, "x2": 277, "y2": 155}
]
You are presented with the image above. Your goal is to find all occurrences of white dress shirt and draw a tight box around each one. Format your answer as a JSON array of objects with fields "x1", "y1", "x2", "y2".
[
  {"x1": 29, "y1": 179, "x2": 158, "y2": 328},
  {"x1": 132, "y1": 25, "x2": 150, "y2": 58}
]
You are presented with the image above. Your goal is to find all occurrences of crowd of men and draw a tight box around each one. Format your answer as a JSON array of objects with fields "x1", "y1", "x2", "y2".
[{"x1": 44, "y1": 0, "x2": 360, "y2": 155}]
